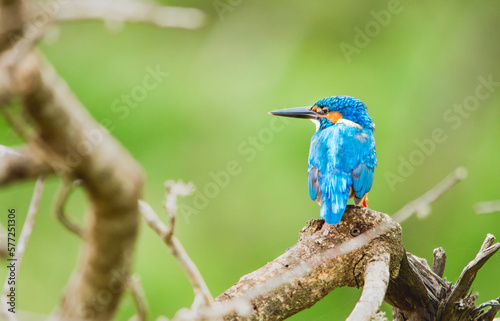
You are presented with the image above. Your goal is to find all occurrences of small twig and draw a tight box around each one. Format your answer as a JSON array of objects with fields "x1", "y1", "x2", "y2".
[
  {"x1": 138, "y1": 198, "x2": 213, "y2": 309},
  {"x1": 346, "y1": 253, "x2": 391, "y2": 321},
  {"x1": 432, "y1": 247, "x2": 446, "y2": 278},
  {"x1": 1, "y1": 176, "x2": 44, "y2": 320},
  {"x1": 392, "y1": 167, "x2": 467, "y2": 223},
  {"x1": 476, "y1": 297, "x2": 500, "y2": 321},
  {"x1": 474, "y1": 200, "x2": 500, "y2": 215},
  {"x1": 128, "y1": 274, "x2": 148, "y2": 321},
  {"x1": 163, "y1": 180, "x2": 195, "y2": 241},
  {"x1": 480, "y1": 234, "x2": 496, "y2": 252},
  {"x1": 442, "y1": 234, "x2": 500, "y2": 316},
  {"x1": 55, "y1": 178, "x2": 83, "y2": 237},
  {"x1": 55, "y1": 0, "x2": 206, "y2": 30}
]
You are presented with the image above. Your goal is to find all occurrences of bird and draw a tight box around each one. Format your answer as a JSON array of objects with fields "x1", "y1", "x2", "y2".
[{"x1": 269, "y1": 96, "x2": 376, "y2": 225}]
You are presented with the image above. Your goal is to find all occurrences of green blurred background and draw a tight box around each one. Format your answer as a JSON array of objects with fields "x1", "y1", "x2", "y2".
[{"x1": 1, "y1": 0, "x2": 500, "y2": 320}]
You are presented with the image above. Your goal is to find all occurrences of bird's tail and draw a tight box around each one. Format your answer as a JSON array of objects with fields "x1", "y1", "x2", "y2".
[{"x1": 320, "y1": 192, "x2": 348, "y2": 225}]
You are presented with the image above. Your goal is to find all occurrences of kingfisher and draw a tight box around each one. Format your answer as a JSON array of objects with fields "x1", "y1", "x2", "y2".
[{"x1": 269, "y1": 96, "x2": 376, "y2": 225}]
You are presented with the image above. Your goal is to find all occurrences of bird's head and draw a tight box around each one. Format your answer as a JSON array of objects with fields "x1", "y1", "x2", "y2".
[{"x1": 269, "y1": 96, "x2": 374, "y2": 131}]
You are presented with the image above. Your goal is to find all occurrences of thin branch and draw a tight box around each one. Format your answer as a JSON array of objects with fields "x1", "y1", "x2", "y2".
[
  {"x1": 346, "y1": 253, "x2": 391, "y2": 321},
  {"x1": 1, "y1": 176, "x2": 44, "y2": 320},
  {"x1": 138, "y1": 199, "x2": 213, "y2": 309},
  {"x1": 0, "y1": 20, "x2": 53, "y2": 70},
  {"x1": 163, "y1": 180, "x2": 195, "y2": 242},
  {"x1": 128, "y1": 274, "x2": 149, "y2": 321},
  {"x1": 55, "y1": 178, "x2": 83, "y2": 237},
  {"x1": 442, "y1": 234, "x2": 500, "y2": 317},
  {"x1": 7, "y1": 175, "x2": 43, "y2": 270},
  {"x1": 474, "y1": 200, "x2": 500, "y2": 215},
  {"x1": 477, "y1": 298, "x2": 500, "y2": 321},
  {"x1": 56, "y1": 0, "x2": 206, "y2": 30},
  {"x1": 392, "y1": 167, "x2": 468, "y2": 223},
  {"x1": 432, "y1": 247, "x2": 446, "y2": 278}
]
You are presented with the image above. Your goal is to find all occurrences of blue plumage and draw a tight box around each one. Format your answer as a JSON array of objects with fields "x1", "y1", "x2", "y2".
[{"x1": 270, "y1": 96, "x2": 376, "y2": 225}]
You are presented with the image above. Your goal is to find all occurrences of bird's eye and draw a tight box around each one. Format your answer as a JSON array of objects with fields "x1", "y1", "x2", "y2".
[
  {"x1": 350, "y1": 227, "x2": 361, "y2": 237},
  {"x1": 322, "y1": 107, "x2": 329, "y2": 113}
]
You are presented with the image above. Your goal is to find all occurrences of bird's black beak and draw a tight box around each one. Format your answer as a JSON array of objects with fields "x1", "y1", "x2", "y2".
[{"x1": 268, "y1": 106, "x2": 318, "y2": 119}]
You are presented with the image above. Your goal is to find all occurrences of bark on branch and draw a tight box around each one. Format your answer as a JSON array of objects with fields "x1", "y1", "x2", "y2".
[
  {"x1": 214, "y1": 207, "x2": 404, "y2": 321},
  {"x1": 211, "y1": 207, "x2": 499, "y2": 321}
]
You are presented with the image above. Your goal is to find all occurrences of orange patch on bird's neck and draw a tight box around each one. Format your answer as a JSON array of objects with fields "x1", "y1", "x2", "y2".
[{"x1": 324, "y1": 111, "x2": 343, "y2": 123}]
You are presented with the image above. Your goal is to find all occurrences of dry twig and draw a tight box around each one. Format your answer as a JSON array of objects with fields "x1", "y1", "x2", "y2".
[
  {"x1": 392, "y1": 167, "x2": 467, "y2": 223},
  {"x1": 1, "y1": 176, "x2": 44, "y2": 321},
  {"x1": 139, "y1": 183, "x2": 213, "y2": 311},
  {"x1": 54, "y1": 178, "x2": 83, "y2": 237},
  {"x1": 474, "y1": 201, "x2": 500, "y2": 215},
  {"x1": 56, "y1": 0, "x2": 206, "y2": 30},
  {"x1": 128, "y1": 274, "x2": 149, "y2": 321}
]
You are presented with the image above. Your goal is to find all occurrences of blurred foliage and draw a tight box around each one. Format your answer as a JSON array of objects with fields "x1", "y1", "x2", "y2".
[{"x1": 1, "y1": 0, "x2": 500, "y2": 320}]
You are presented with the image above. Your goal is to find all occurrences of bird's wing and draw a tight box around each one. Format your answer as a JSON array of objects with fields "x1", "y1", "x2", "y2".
[
  {"x1": 308, "y1": 125, "x2": 376, "y2": 225},
  {"x1": 351, "y1": 129, "x2": 376, "y2": 199},
  {"x1": 308, "y1": 125, "x2": 353, "y2": 224},
  {"x1": 308, "y1": 165, "x2": 321, "y2": 203}
]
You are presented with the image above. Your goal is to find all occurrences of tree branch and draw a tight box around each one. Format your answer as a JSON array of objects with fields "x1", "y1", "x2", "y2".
[
  {"x1": 392, "y1": 167, "x2": 467, "y2": 223},
  {"x1": 346, "y1": 253, "x2": 390, "y2": 321},
  {"x1": 440, "y1": 234, "x2": 500, "y2": 319},
  {"x1": 139, "y1": 198, "x2": 213, "y2": 310},
  {"x1": 0, "y1": 145, "x2": 53, "y2": 187},
  {"x1": 432, "y1": 247, "x2": 446, "y2": 278},
  {"x1": 474, "y1": 200, "x2": 500, "y2": 215},
  {"x1": 0, "y1": 0, "x2": 24, "y2": 54},
  {"x1": 205, "y1": 205, "x2": 499, "y2": 321},
  {"x1": 213, "y1": 207, "x2": 404, "y2": 321},
  {"x1": 128, "y1": 274, "x2": 149, "y2": 321},
  {"x1": 11, "y1": 53, "x2": 144, "y2": 320},
  {"x1": 55, "y1": 0, "x2": 206, "y2": 30},
  {"x1": 54, "y1": 178, "x2": 84, "y2": 237}
]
